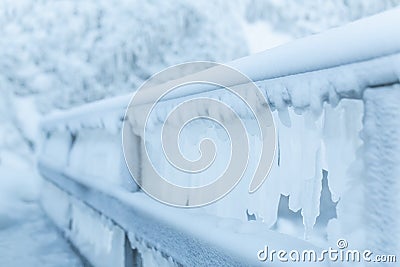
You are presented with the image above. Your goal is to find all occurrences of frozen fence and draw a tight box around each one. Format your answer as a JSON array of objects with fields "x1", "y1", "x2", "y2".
[{"x1": 38, "y1": 9, "x2": 400, "y2": 267}]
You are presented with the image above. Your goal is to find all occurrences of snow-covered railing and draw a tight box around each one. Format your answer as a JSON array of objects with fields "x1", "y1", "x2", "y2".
[{"x1": 38, "y1": 9, "x2": 400, "y2": 267}]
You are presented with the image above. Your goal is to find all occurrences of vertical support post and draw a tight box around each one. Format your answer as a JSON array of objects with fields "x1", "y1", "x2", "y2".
[{"x1": 362, "y1": 85, "x2": 400, "y2": 258}]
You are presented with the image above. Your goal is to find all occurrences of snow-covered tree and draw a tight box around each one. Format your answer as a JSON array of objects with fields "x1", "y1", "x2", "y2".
[
  {"x1": 246, "y1": 0, "x2": 400, "y2": 37},
  {"x1": 0, "y1": 0, "x2": 248, "y2": 111}
]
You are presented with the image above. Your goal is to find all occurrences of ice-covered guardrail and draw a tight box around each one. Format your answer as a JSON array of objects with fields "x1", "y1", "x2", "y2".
[{"x1": 38, "y1": 9, "x2": 400, "y2": 267}]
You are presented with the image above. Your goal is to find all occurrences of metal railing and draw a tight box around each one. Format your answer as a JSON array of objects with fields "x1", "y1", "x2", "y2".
[{"x1": 38, "y1": 9, "x2": 400, "y2": 267}]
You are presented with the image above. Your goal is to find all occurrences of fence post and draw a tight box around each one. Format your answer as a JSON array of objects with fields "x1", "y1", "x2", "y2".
[{"x1": 362, "y1": 85, "x2": 400, "y2": 259}]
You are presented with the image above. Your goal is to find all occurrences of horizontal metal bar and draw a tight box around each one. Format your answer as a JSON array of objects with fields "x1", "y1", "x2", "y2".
[{"x1": 38, "y1": 160, "x2": 327, "y2": 267}]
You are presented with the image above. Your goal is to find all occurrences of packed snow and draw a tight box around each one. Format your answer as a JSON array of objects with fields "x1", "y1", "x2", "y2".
[{"x1": 0, "y1": 154, "x2": 83, "y2": 267}]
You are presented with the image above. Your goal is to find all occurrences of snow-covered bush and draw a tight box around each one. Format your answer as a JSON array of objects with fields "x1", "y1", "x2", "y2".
[
  {"x1": 246, "y1": 0, "x2": 400, "y2": 37},
  {"x1": 1, "y1": 0, "x2": 399, "y2": 113},
  {"x1": 0, "y1": 0, "x2": 248, "y2": 111}
]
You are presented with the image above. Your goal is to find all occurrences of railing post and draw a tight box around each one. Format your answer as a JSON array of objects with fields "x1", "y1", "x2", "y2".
[{"x1": 362, "y1": 85, "x2": 400, "y2": 258}]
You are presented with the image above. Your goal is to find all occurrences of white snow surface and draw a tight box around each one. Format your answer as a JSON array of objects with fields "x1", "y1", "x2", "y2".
[
  {"x1": 0, "y1": 156, "x2": 83, "y2": 267},
  {"x1": 232, "y1": 8, "x2": 400, "y2": 82}
]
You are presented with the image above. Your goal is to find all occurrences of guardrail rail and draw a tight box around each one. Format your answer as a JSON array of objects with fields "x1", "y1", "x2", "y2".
[{"x1": 38, "y1": 9, "x2": 400, "y2": 267}]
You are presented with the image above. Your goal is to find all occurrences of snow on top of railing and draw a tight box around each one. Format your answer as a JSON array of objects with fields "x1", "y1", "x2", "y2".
[
  {"x1": 257, "y1": 53, "x2": 400, "y2": 116},
  {"x1": 41, "y1": 8, "x2": 400, "y2": 131},
  {"x1": 42, "y1": 94, "x2": 130, "y2": 125},
  {"x1": 231, "y1": 8, "x2": 400, "y2": 81},
  {"x1": 41, "y1": 94, "x2": 130, "y2": 132}
]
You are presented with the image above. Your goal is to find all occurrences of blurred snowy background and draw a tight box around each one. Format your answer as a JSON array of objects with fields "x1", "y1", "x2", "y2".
[{"x1": 0, "y1": 0, "x2": 399, "y2": 265}]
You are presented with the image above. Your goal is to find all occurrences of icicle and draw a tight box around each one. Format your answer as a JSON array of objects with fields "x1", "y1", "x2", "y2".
[
  {"x1": 277, "y1": 106, "x2": 291, "y2": 127},
  {"x1": 301, "y1": 142, "x2": 323, "y2": 239},
  {"x1": 247, "y1": 123, "x2": 280, "y2": 226},
  {"x1": 322, "y1": 100, "x2": 363, "y2": 202}
]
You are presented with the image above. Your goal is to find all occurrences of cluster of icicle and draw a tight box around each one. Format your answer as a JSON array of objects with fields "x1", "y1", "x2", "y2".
[{"x1": 129, "y1": 80, "x2": 364, "y2": 241}]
